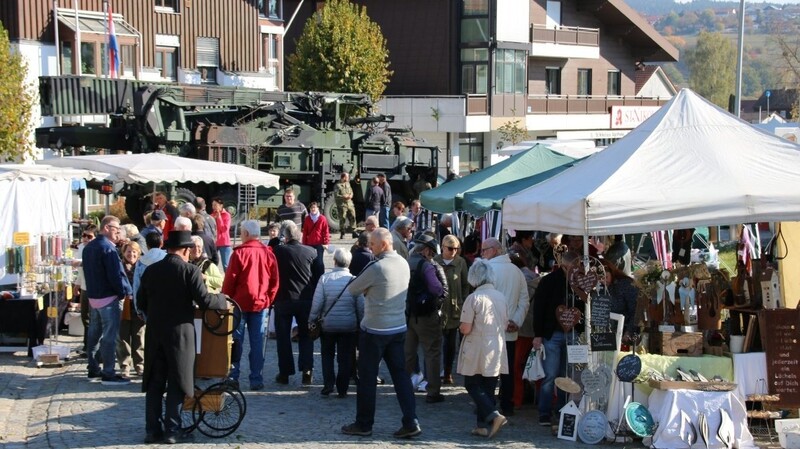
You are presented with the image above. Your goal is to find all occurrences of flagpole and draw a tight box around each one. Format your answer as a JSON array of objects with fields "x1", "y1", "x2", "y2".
[
  {"x1": 53, "y1": 0, "x2": 60, "y2": 75},
  {"x1": 734, "y1": 0, "x2": 746, "y2": 117},
  {"x1": 104, "y1": 0, "x2": 109, "y2": 78},
  {"x1": 73, "y1": 0, "x2": 80, "y2": 75}
]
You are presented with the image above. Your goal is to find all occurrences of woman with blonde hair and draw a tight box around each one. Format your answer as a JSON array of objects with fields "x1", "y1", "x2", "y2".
[
  {"x1": 434, "y1": 234, "x2": 469, "y2": 384},
  {"x1": 457, "y1": 259, "x2": 508, "y2": 438},
  {"x1": 117, "y1": 241, "x2": 145, "y2": 377}
]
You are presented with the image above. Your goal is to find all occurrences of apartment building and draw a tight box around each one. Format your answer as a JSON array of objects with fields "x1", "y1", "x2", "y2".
[{"x1": 283, "y1": 0, "x2": 679, "y2": 176}]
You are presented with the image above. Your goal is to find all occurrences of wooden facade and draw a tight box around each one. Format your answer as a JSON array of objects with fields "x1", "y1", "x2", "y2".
[{"x1": 0, "y1": 0, "x2": 281, "y2": 74}]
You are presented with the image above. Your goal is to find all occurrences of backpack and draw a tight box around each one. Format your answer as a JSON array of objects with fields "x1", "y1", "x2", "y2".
[{"x1": 406, "y1": 258, "x2": 448, "y2": 317}]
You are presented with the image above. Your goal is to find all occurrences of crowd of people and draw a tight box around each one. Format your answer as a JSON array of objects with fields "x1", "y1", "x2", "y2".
[{"x1": 72, "y1": 184, "x2": 639, "y2": 444}]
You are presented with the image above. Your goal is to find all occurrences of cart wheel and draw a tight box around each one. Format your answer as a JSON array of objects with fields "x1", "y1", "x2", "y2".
[
  {"x1": 181, "y1": 386, "x2": 204, "y2": 434},
  {"x1": 207, "y1": 381, "x2": 247, "y2": 412},
  {"x1": 203, "y1": 297, "x2": 242, "y2": 336},
  {"x1": 193, "y1": 383, "x2": 245, "y2": 438}
]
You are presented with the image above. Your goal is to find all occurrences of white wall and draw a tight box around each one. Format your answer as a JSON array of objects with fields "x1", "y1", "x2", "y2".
[
  {"x1": 14, "y1": 41, "x2": 60, "y2": 162},
  {"x1": 637, "y1": 69, "x2": 676, "y2": 98},
  {"x1": 496, "y1": 0, "x2": 530, "y2": 43}
]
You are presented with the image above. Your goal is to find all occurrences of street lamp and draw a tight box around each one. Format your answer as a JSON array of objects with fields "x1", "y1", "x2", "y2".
[
  {"x1": 734, "y1": 0, "x2": 745, "y2": 117},
  {"x1": 766, "y1": 90, "x2": 771, "y2": 117}
]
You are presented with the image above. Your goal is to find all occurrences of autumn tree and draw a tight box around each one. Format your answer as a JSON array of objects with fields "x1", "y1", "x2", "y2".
[
  {"x1": 288, "y1": 0, "x2": 392, "y2": 101},
  {"x1": 769, "y1": 18, "x2": 800, "y2": 115},
  {"x1": 0, "y1": 23, "x2": 34, "y2": 162},
  {"x1": 685, "y1": 31, "x2": 736, "y2": 108}
]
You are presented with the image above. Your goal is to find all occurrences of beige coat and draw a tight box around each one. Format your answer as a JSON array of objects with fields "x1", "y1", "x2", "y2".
[{"x1": 456, "y1": 284, "x2": 508, "y2": 377}]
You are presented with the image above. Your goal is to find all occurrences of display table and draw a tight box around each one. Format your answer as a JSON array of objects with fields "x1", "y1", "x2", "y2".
[
  {"x1": 646, "y1": 389, "x2": 756, "y2": 448},
  {"x1": 0, "y1": 297, "x2": 44, "y2": 356},
  {"x1": 731, "y1": 352, "x2": 768, "y2": 402},
  {"x1": 606, "y1": 353, "x2": 734, "y2": 429}
]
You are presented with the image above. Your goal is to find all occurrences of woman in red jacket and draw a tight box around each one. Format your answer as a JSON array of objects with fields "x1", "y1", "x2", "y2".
[{"x1": 302, "y1": 202, "x2": 330, "y2": 276}]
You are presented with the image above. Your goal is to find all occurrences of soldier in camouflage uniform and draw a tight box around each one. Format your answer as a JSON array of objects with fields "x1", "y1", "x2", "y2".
[{"x1": 334, "y1": 172, "x2": 357, "y2": 238}]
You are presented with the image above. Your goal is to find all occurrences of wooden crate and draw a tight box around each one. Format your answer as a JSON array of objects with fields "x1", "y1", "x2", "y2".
[
  {"x1": 194, "y1": 308, "x2": 233, "y2": 378},
  {"x1": 649, "y1": 331, "x2": 704, "y2": 356}
]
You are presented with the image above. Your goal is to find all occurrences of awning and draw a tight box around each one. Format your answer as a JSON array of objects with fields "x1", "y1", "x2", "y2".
[{"x1": 57, "y1": 9, "x2": 139, "y2": 38}]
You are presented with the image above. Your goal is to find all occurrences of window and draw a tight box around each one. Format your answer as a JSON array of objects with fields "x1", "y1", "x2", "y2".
[
  {"x1": 197, "y1": 37, "x2": 219, "y2": 84},
  {"x1": 262, "y1": 33, "x2": 280, "y2": 75},
  {"x1": 61, "y1": 42, "x2": 73, "y2": 74},
  {"x1": 461, "y1": 0, "x2": 489, "y2": 43},
  {"x1": 121, "y1": 45, "x2": 135, "y2": 77},
  {"x1": 607, "y1": 70, "x2": 621, "y2": 96},
  {"x1": 259, "y1": 0, "x2": 280, "y2": 18},
  {"x1": 80, "y1": 42, "x2": 96, "y2": 75},
  {"x1": 155, "y1": 47, "x2": 178, "y2": 81},
  {"x1": 577, "y1": 68, "x2": 592, "y2": 96},
  {"x1": 458, "y1": 133, "x2": 484, "y2": 175},
  {"x1": 494, "y1": 49, "x2": 526, "y2": 94},
  {"x1": 460, "y1": 48, "x2": 488, "y2": 94},
  {"x1": 155, "y1": 0, "x2": 177, "y2": 10},
  {"x1": 545, "y1": 67, "x2": 561, "y2": 95}
]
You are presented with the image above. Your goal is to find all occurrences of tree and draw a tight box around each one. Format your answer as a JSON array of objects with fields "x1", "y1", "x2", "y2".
[
  {"x1": 288, "y1": 0, "x2": 392, "y2": 101},
  {"x1": 0, "y1": 23, "x2": 34, "y2": 162},
  {"x1": 685, "y1": 31, "x2": 736, "y2": 108}
]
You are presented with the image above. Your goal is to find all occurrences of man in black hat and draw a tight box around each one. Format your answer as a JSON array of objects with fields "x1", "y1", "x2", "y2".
[
  {"x1": 136, "y1": 230, "x2": 228, "y2": 444},
  {"x1": 404, "y1": 234, "x2": 448, "y2": 403}
]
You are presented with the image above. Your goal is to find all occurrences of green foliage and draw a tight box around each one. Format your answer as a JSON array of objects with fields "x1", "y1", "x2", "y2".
[
  {"x1": 0, "y1": 23, "x2": 34, "y2": 162},
  {"x1": 685, "y1": 31, "x2": 736, "y2": 108},
  {"x1": 288, "y1": 0, "x2": 392, "y2": 101},
  {"x1": 497, "y1": 118, "x2": 528, "y2": 145}
]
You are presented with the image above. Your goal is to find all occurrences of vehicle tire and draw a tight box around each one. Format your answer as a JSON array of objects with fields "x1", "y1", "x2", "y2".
[
  {"x1": 174, "y1": 187, "x2": 197, "y2": 208},
  {"x1": 123, "y1": 189, "x2": 150, "y2": 229},
  {"x1": 323, "y1": 193, "x2": 340, "y2": 233}
]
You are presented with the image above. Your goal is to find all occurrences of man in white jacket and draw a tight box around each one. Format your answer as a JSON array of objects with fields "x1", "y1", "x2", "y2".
[{"x1": 481, "y1": 237, "x2": 529, "y2": 416}]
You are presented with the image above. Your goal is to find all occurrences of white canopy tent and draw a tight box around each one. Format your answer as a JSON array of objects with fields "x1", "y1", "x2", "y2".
[
  {"x1": 0, "y1": 164, "x2": 110, "y2": 284},
  {"x1": 41, "y1": 153, "x2": 280, "y2": 188},
  {"x1": 502, "y1": 89, "x2": 800, "y2": 236}
]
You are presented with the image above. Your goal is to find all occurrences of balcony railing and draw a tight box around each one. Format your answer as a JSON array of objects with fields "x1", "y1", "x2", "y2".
[
  {"x1": 530, "y1": 25, "x2": 599, "y2": 46},
  {"x1": 526, "y1": 95, "x2": 669, "y2": 115}
]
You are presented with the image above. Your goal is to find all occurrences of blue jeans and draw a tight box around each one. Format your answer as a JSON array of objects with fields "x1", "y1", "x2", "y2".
[
  {"x1": 538, "y1": 330, "x2": 570, "y2": 418},
  {"x1": 379, "y1": 206, "x2": 390, "y2": 229},
  {"x1": 218, "y1": 246, "x2": 232, "y2": 272},
  {"x1": 274, "y1": 300, "x2": 314, "y2": 375},
  {"x1": 464, "y1": 375, "x2": 500, "y2": 429},
  {"x1": 86, "y1": 299, "x2": 123, "y2": 377},
  {"x1": 229, "y1": 309, "x2": 267, "y2": 386},
  {"x1": 356, "y1": 331, "x2": 418, "y2": 430}
]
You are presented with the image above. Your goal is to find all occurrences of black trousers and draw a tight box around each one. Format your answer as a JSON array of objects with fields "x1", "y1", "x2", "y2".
[
  {"x1": 145, "y1": 349, "x2": 186, "y2": 435},
  {"x1": 498, "y1": 340, "x2": 516, "y2": 413},
  {"x1": 320, "y1": 331, "x2": 357, "y2": 394}
]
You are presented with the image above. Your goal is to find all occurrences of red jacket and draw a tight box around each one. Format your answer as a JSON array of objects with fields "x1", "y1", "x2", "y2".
[
  {"x1": 302, "y1": 215, "x2": 330, "y2": 246},
  {"x1": 222, "y1": 239, "x2": 279, "y2": 312}
]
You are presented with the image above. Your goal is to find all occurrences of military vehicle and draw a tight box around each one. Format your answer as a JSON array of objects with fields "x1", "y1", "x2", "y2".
[{"x1": 36, "y1": 76, "x2": 440, "y2": 230}]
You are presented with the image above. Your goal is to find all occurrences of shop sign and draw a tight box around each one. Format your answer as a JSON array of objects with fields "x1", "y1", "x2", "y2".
[
  {"x1": 610, "y1": 106, "x2": 660, "y2": 129},
  {"x1": 13, "y1": 232, "x2": 30, "y2": 246}
]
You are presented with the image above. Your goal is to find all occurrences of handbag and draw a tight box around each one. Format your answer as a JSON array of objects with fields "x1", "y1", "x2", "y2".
[
  {"x1": 308, "y1": 278, "x2": 355, "y2": 341},
  {"x1": 522, "y1": 345, "x2": 546, "y2": 381}
]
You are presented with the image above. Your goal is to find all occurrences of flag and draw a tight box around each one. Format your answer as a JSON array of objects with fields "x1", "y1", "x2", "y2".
[{"x1": 107, "y1": 3, "x2": 120, "y2": 78}]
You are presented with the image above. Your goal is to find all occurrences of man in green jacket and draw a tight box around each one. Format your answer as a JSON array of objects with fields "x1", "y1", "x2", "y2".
[{"x1": 334, "y1": 172, "x2": 357, "y2": 239}]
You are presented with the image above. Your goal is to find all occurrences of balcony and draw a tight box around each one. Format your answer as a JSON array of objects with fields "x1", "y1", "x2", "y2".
[
  {"x1": 526, "y1": 95, "x2": 667, "y2": 115},
  {"x1": 529, "y1": 24, "x2": 600, "y2": 59},
  {"x1": 378, "y1": 95, "x2": 490, "y2": 133}
]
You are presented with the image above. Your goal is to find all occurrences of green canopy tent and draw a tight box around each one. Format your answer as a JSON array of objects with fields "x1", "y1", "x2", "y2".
[
  {"x1": 461, "y1": 162, "x2": 579, "y2": 217},
  {"x1": 420, "y1": 144, "x2": 576, "y2": 213}
]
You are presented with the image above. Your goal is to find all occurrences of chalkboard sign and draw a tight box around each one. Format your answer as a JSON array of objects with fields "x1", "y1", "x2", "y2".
[
  {"x1": 591, "y1": 294, "x2": 612, "y2": 329},
  {"x1": 591, "y1": 332, "x2": 616, "y2": 351},
  {"x1": 558, "y1": 401, "x2": 580, "y2": 442},
  {"x1": 759, "y1": 309, "x2": 800, "y2": 407},
  {"x1": 616, "y1": 353, "x2": 642, "y2": 382}
]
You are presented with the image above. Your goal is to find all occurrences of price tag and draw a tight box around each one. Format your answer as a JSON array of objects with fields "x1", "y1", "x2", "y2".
[
  {"x1": 47, "y1": 307, "x2": 58, "y2": 318},
  {"x1": 567, "y1": 344, "x2": 590, "y2": 364},
  {"x1": 13, "y1": 232, "x2": 30, "y2": 245}
]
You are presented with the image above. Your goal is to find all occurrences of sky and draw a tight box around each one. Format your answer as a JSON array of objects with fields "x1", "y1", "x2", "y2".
[{"x1": 675, "y1": 0, "x2": 800, "y2": 3}]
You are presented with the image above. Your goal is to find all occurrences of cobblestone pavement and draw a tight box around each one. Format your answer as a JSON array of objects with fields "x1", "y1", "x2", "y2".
[{"x1": 0, "y1": 237, "x2": 765, "y2": 448}]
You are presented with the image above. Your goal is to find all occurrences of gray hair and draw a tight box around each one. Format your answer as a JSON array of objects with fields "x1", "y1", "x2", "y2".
[
  {"x1": 483, "y1": 237, "x2": 505, "y2": 254},
  {"x1": 120, "y1": 223, "x2": 139, "y2": 239},
  {"x1": 371, "y1": 227, "x2": 393, "y2": 246},
  {"x1": 179, "y1": 202, "x2": 196, "y2": 217},
  {"x1": 392, "y1": 216, "x2": 412, "y2": 231},
  {"x1": 281, "y1": 220, "x2": 302, "y2": 242},
  {"x1": 468, "y1": 259, "x2": 494, "y2": 287},
  {"x1": 365, "y1": 215, "x2": 379, "y2": 227},
  {"x1": 333, "y1": 248, "x2": 352, "y2": 267},
  {"x1": 240, "y1": 219, "x2": 261, "y2": 238},
  {"x1": 174, "y1": 216, "x2": 192, "y2": 231},
  {"x1": 190, "y1": 235, "x2": 203, "y2": 248}
]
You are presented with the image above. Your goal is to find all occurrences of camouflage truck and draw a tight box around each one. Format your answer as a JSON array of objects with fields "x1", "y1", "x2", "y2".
[{"x1": 36, "y1": 76, "x2": 439, "y2": 230}]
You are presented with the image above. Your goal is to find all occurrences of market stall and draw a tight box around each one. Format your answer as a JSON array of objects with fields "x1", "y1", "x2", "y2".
[{"x1": 501, "y1": 89, "x2": 800, "y2": 446}]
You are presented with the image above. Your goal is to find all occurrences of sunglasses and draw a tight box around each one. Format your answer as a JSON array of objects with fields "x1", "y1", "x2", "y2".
[
  {"x1": 444, "y1": 246, "x2": 459, "y2": 251},
  {"x1": 82, "y1": 233, "x2": 94, "y2": 238}
]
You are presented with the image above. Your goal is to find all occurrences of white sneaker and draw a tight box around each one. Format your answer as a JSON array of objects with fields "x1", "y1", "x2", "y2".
[
  {"x1": 417, "y1": 380, "x2": 428, "y2": 393},
  {"x1": 410, "y1": 373, "x2": 424, "y2": 389}
]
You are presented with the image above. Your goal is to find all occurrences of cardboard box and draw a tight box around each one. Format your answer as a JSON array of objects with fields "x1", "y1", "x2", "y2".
[
  {"x1": 776, "y1": 419, "x2": 800, "y2": 449},
  {"x1": 649, "y1": 331, "x2": 704, "y2": 356}
]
